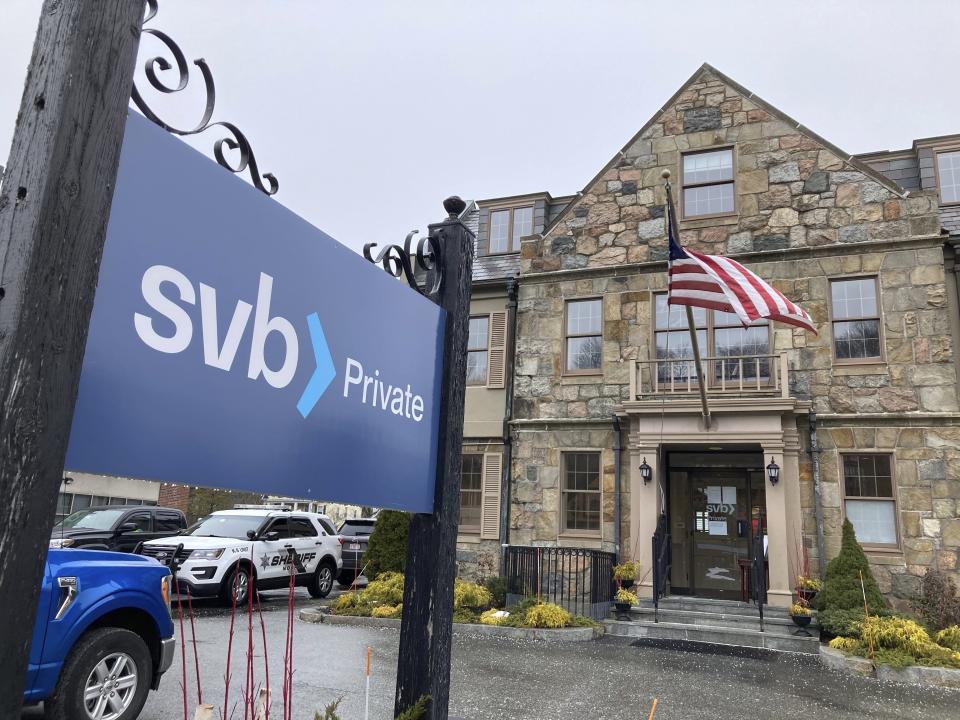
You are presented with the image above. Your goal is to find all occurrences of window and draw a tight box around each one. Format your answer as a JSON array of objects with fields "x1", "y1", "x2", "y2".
[
  {"x1": 565, "y1": 299, "x2": 602, "y2": 373},
  {"x1": 459, "y1": 455, "x2": 483, "y2": 532},
  {"x1": 654, "y1": 295, "x2": 769, "y2": 383},
  {"x1": 488, "y1": 206, "x2": 533, "y2": 253},
  {"x1": 830, "y1": 278, "x2": 881, "y2": 361},
  {"x1": 466, "y1": 316, "x2": 489, "y2": 385},
  {"x1": 57, "y1": 492, "x2": 73, "y2": 518},
  {"x1": 318, "y1": 518, "x2": 337, "y2": 536},
  {"x1": 124, "y1": 512, "x2": 152, "y2": 533},
  {"x1": 289, "y1": 517, "x2": 318, "y2": 537},
  {"x1": 843, "y1": 455, "x2": 897, "y2": 546},
  {"x1": 265, "y1": 518, "x2": 291, "y2": 539},
  {"x1": 92, "y1": 495, "x2": 110, "y2": 507},
  {"x1": 563, "y1": 453, "x2": 601, "y2": 533},
  {"x1": 937, "y1": 150, "x2": 960, "y2": 204},
  {"x1": 682, "y1": 148, "x2": 735, "y2": 218},
  {"x1": 156, "y1": 512, "x2": 183, "y2": 533},
  {"x1": 72, "y1": 494, "x2": 92, "y2": 511}
]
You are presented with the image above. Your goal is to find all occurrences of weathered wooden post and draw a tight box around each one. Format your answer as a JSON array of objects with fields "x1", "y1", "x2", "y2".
[
  {"x1": 0, "y1": 1, "x2": 143, "y2": 713},
  {"x1": 394, "y1": 198, "x2": 473, "y2": 719}
]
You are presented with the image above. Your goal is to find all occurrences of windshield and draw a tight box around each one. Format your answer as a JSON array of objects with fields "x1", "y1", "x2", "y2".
[
  {"x1": 187, "y1": 514, "x2": 264, "y2": 539},
  {"x1": 54, "y1": 508, "x2": 127, "y2": 531},
  {"x1": 339, "y1": 520, "x2": 375, "y2": 536}
]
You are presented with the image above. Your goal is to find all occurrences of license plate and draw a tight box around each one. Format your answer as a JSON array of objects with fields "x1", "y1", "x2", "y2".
[{"x1": 348, "y1": 543, "x2": 360, "y2": 550}]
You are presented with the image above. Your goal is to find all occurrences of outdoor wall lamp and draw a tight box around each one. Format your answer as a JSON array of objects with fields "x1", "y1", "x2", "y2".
[
  {"x1": 767, "y1": 457, "x2": 780, "y2": 486},
  {"x1": 639, "y1": 458, "x2": 653, "y2": 485}
]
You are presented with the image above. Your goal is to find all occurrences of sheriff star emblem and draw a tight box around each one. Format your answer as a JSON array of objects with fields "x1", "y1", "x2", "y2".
[{"x1": 259, "y1": 554, "x2": 271, "y2": 570}]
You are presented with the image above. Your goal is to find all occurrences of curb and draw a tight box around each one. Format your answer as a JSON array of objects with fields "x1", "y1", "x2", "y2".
[
  {"x1": 819, "y1": 646, "x2": 960, "y2": 690},
  {"x1": 299, "y1": 609, "x2": 603, "y2": 642}
]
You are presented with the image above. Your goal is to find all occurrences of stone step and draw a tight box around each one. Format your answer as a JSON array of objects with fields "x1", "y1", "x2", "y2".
[
  {"x1": 602, "y1": 618, "x2": 820, "y2": 655},
  {"x1": 626, "y1": 605, "x2": 807, "y2": 631},
  {"x1": 636, "y1": 595, "x2": 791, "y2": 618}
]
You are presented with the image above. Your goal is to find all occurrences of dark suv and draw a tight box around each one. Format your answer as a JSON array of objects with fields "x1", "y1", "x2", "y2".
[
  {"x1": 338, "y1": 517, "x2": 376, "y2": 585},
  {"x1": 49, "y1": 505, "x2": 187, "y2": 552}
]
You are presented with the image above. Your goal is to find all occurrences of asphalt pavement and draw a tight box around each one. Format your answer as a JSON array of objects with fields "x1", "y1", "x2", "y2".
[{"x1": 24, "y1": 588, "x2": 960, "y2": 720}]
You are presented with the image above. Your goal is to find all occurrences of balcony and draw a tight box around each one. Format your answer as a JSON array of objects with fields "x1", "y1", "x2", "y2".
[{"x1": 630, "y1": 352, "x2": 790, "y2": 400}]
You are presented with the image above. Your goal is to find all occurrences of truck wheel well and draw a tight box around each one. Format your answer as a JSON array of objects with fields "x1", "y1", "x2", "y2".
[{"x1": 88, "y1": 608, "x2": 161, "y2": 672}]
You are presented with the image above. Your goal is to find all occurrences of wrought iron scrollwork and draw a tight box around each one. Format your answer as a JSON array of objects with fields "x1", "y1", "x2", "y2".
[
  {"x1": 363, "y1": 230, "x2": 443, "y2": 298},
  {"x1": 131, "y1": 0, "x2": 278, "y2": 195}
]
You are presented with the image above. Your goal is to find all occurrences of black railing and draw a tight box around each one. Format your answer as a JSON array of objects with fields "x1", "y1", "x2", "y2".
[
  {"x1": 651, "y1": 513, "x2": 671, "y2": 623},
  {"x1": 503, "y1": 545, "x2": 615, "y2": 621},
  {"x1": 750, "y1": 531, "x2": 767, "y2": 632}
]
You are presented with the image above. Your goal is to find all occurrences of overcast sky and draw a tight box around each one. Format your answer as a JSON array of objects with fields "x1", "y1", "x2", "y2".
[{"x1": 2, "y1": 1, "x2": 959, "y2": 252}]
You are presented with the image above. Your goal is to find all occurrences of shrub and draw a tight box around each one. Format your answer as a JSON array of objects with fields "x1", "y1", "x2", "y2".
[
  {"x1": 363, "y1": 510, "x2": 410, "y2": 579},
  {"x1": 914, "y1": 569, "x2": 960, "y2": 632},
  {"x1": 371, "y1": 604, "x2": 402, "y2": 619},
  {"x1": 452, "y1": 607, "x2": 479, "y2": 624},
  {"x1": 815, "y1": 520, "x2": 887, "y2": 615},
  {"x1": 333, "y1": 592, "x2": 361, "y2": 613},
  {"x1": 453, "y1": 579, "x2": 493, "y2": 610},
  {"x1": 863, "y1": 616, "x2": 933, "y2": 657},
  {"x1": 828, "y1": 636, "x2": 863, "y2": 652},
  {"x1": 523, "y1": 602, "x2": 572, "y2": 629},
  {"x1": 361, "y1": 572, "x2": 405, "y2": 606},
  {"x1": 568, "y1": 615, "x2": 600, "y2": 628},
  {"x1": 935, "y1": 625, "x2": 960, "y2": 652},
  {"x1": 483, "y1": 576, "x2": 508, "y2": 608},
  {"x1": 479, "y1": 608, "x2": 507, "y2": 626}
]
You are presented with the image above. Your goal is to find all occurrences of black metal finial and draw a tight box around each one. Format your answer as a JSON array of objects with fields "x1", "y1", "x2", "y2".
[{"x1": 443, "y1": 196, "x2": 466, "y2": 218}]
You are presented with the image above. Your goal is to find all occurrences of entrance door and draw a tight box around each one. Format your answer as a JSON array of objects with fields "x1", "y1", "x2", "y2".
[{"x1": 688, "y1": 467, "x2": 767, "y2": 600}]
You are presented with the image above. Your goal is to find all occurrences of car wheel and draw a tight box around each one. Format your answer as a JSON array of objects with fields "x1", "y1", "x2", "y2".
[
  {"x1": 337, "y1": 570, "x2": 358, "y2": 588},
  {"x1": 45, "y1": 627, "x2": 152, "y2": 720},
  {"x1": 309, "y1": 562, "x2": 335, "y2": 598},
  {"x1": 220, "y1": 564, "x2": 253, "y2": 606}
]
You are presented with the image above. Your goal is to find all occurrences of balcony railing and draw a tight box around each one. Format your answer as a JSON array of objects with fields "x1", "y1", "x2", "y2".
[{"x1": 630, "y1": 352, "x2": 789, "y2": 399}]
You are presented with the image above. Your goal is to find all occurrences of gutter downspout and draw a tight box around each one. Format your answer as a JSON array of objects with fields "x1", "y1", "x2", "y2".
[
  {"x1": 499, "y1": 276, "x2": 519, "y2": 574},
  {"x1": 809, "y1": 412, "x2": 827, "y2": 580},
  {"x1": 612, "y1": 415, "x2": 622, "y2": 561}
]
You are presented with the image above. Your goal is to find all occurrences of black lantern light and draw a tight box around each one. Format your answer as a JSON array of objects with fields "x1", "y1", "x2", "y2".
[
  {"x1": 639, "y1": 458, "x2": 653, "y2": 485},
  {"x1": 767, "y1": 457, "x2": 780, "y2": 486}
]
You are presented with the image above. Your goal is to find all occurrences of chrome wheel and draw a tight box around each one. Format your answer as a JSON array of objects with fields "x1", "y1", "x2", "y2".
[
  {"x1": 232, "y1": 569, "x2": 250, "y2": 604},
  {"x1": 83, "y1": 652, "x2": 138, "y2": 720},
  {"x1": 318, "y1": 566, "x2": 333, "y2": 594}
]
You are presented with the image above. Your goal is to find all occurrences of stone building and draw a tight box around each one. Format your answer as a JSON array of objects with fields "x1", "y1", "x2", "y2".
[{"x1": 459, "y1": 63, "x2": 960, "y2": 608}]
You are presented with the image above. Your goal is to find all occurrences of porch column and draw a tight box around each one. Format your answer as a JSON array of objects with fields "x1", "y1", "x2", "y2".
[
  {"x1": 762, "y1": 444, "x2": 791, "y2": 607},
  {"x1": 629, "y1": 445, "x2": 661, "y2": 599}
]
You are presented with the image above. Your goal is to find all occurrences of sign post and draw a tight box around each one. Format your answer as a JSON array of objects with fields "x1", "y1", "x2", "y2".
[
  {"x1": 0, "y1": 1, "x2": 144, "y2": 714},
  {"x1": 394, "y1": 199, "x2": 473, "y2": 720}
]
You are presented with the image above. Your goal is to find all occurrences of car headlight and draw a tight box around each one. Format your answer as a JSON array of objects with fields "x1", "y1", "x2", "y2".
[
  {"x1": 160, "y1": 575, "x2": 172, "y2": 617},
  {"x1": 49, "y1": 538, "x2": 75, "y2": 548},
  {"x1": 189, "y1": 548, "x2": 225, "y2": 560}
]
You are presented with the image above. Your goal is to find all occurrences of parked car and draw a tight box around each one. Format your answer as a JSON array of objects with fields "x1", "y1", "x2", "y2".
[
  {"x1": 49, "y1": 505, "x2": 187, "y2": 552},
  {"x1": 337, "y1": 516, "x2": 376, "y2": 586},
  {"x1": 140, "y1": 509, "x2": 342, "y2": 605},
  {"x1": 24, "y1": 548, "x2": 175, "y2": 720}
]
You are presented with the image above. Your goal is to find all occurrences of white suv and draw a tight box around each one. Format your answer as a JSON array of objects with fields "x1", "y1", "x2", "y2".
[{"x1": 140, "y1": 509, "x2": 342, "y2": 605}]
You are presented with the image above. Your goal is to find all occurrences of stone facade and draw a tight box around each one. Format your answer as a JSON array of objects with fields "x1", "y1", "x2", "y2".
[{"x1": 500, "y1": 64, "x2": 960, "y2": 606}]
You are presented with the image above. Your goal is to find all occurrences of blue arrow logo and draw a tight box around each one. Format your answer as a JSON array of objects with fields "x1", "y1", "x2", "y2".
[{"x1": 296, "y1": 312, "x2": 336, "y2": 418}]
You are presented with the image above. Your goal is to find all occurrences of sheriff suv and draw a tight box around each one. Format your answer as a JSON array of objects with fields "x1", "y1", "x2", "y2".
[{"x1": 140, "y1": 509, "x2": 342, "y2": 605}]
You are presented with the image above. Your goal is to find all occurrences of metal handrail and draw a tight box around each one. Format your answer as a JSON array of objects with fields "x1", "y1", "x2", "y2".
[
  {"x1": 631, "y1": 352, "x2": 789, "y2": 399},
  {"x1": 651, "y1": 513, "x2": 671, "y2": 623}
]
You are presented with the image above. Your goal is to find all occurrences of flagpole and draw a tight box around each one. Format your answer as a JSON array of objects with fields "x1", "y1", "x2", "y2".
[{"x1": 663, "y1": 170, "x2": 711, "y2": 429}]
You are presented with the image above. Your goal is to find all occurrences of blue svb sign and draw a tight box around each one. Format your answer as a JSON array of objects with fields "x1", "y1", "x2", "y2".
[{"x1": 66, "y1": 112, "x2": 445, "y2": 513}]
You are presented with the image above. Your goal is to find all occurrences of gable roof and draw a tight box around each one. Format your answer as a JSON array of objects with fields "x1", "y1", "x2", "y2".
[{"x1": 543, "y1": 63, "x2": 910, "y2": 239}]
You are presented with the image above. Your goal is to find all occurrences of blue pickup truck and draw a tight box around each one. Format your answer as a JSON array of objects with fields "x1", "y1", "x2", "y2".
[{"x1": 24, "y1": 548, "x2": 175, "y2": 720}]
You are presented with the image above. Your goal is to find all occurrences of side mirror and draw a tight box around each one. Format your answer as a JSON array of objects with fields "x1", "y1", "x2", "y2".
[
  {"x1": 116, "y1": 522, "x2": 137, "y2": 534},
  {"x1": 246, "y1": 530, "x2": 257, "y2": 540}
]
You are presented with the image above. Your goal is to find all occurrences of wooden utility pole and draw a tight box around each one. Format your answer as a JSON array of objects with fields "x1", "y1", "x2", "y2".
[
  {"x1": 395, "y1": 198, "x2": 473, "y2": 720},
  {"x1": 0, "y1": 1, "x2": 143, "y2": 713}
]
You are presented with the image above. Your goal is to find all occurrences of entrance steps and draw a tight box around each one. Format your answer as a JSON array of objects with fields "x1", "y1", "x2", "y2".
[{"x1": 602, "y1": 596, "x2": 819, "y2": 655}]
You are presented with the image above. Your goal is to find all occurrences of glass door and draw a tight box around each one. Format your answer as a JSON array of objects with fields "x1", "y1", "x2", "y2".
[{"x1": 690, "y1": 470, "x2": 750, "y2": 599}]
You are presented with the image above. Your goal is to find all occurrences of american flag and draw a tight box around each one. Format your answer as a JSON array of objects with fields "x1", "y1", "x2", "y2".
[{"x1": 666, "y1": 205, "x2": 817, "y2": 334}]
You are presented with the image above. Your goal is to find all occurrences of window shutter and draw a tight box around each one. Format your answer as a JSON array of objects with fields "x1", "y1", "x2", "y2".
[
  {"x1": 480, "y1": 453, "x2": 502, "y2": 540},
  {"x1": 487, "y1": 311, "x2": 507, "y2": 388}
]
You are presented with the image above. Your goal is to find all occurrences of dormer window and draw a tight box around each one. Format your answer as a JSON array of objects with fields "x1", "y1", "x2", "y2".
[
  {"x1": 489, "y1": 206, "x2": 533, "y2": 253},
  {"x1": 937, "y1": 150, "x2": 960, "y2": 204}
]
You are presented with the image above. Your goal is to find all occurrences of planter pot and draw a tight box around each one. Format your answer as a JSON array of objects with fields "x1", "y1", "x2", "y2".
[
  {"x1": 797, "y1": 588, "x2": 818, "y2": 604},
  {"x1": 617, "y1": 579, "x2": 636, "y2": 590},
  {"x1": 613, "y1": 601, "x2": 632, "y2": 621},
  {"x1": 791, "y1": 614, "x2": 813, "y2": 637}
]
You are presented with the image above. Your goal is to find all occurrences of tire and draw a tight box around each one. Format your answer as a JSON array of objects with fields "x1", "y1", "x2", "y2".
[
  {"x1": 45, "y1": 627, "x2": 152, "y2": 720},
  {"x1": 219, "y1": 564, "x2": 253, "y2": 606},
  {"x1": 309, "y1": 562, "x2": 336, "y2": 598},
  {"x1": 337, "y1": 570, "x2": 358, "y2": 588}
]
